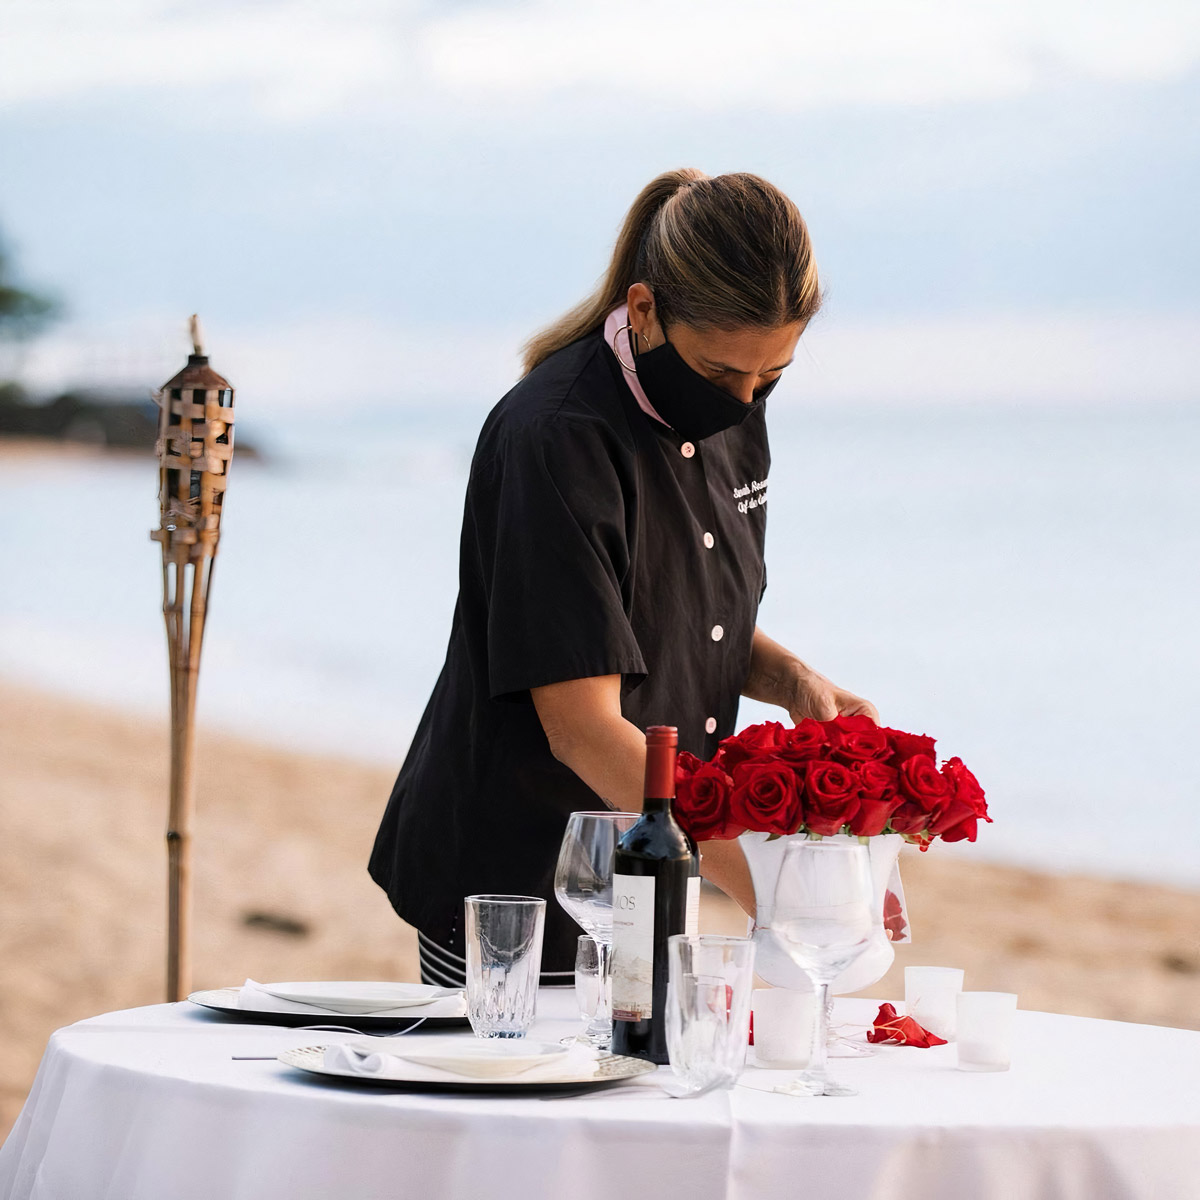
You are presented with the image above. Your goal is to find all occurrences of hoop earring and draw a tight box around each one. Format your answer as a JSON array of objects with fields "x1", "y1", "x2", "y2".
[{"x1": 612, "y1": 322, "x2": 647, "y2": 372}]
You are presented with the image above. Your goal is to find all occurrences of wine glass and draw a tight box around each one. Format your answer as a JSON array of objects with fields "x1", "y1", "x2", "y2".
[
  {"x1": 745, "y1": 832, "x2": 905, "y2": 1059},
  {"x1": 767, "y1": 839, "x2": 874, "y2": 1096},
  {"x1": 553, "y1": 811, "x2": 639, "y2": 1046}
]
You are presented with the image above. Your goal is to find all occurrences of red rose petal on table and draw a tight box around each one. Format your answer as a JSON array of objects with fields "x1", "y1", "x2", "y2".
[{"x1": 866, "y1": 1002, "x2": 947, "y2": 1048}]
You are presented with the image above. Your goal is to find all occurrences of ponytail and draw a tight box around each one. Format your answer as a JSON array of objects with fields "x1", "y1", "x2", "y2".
[
  {"x1": 520, "y1": 168, "x2": 821, "y2": 375},
  {"x1": 520, "y1": 168, "x2": 705, "y2": 375}
]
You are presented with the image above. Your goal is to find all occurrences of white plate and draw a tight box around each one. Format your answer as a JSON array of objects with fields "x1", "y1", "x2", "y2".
[
  {"x1": 279, "y1": 1043, "x2": 658, "y2": 1093},
  {"x1": 258, "y1": 981, "x2": 460, "y2": 1014},
  {"x1": 187, "y1": 988, "x2": 468, "y2": 1031}
]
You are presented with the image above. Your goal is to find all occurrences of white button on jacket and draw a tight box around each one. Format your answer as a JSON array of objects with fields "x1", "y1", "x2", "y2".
[
  {"x1": 711, "y1": 625, "x2": 724, "y2": 642},
  {"x1": 703, "y1": 532, "x2": 715, "y2": 549},
  {"x1": 680, "y1": 442, "x2": 696, "y2": 458},
  {"x1": 705, "y1": 717, "x2": 718, "y2": 734}
]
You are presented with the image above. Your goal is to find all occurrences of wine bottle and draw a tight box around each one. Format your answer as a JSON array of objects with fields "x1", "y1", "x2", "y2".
[{"x1": 610, "y1": 725, "x2": 698, "y2": 1064}]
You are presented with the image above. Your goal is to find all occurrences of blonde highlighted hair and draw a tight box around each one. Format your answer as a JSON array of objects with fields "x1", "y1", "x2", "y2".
[{"x1": 521, "y1": 169, "x2": 822, "y2": 375}]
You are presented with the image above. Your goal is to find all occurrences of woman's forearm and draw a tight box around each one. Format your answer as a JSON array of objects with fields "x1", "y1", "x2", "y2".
[
  {"x1": 552, "y1": 722, "x2": 756, "y2": 916},
  {"x1": 742, "y1": 626, "x2": 805, "y2": 710},
  {"x1": 532, "y1": 674, "x2": 649, "y2": 812},
  {"x1": 544, "y1": 706, "x2": 650, "y2": 814},
  {"x1": 531, "y1": 675, "x2": 757, "y2": 916}
]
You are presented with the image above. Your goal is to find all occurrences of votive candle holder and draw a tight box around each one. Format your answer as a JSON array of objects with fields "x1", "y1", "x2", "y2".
[
  {"x1": 956, "y1": 991, "x2": 1018, "y2": 1072},
  {"x1": 904, "y1": 966, "x2": 965, "y2": 1041}
]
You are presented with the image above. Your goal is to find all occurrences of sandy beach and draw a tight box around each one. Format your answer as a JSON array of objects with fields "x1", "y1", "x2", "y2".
[{"x1": 2, "y1": 676, "x2": 1199, "y2": 1139}]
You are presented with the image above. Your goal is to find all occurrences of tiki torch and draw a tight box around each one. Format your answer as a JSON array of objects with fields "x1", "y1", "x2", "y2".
[{"x1": 150, "y1": 316, "x2": 237, "y2": 1002}]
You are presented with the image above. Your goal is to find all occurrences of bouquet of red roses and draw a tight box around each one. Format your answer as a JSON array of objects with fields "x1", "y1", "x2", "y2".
[{"x1": 674, "y1": 714, "x2": 989, "y2": 848}]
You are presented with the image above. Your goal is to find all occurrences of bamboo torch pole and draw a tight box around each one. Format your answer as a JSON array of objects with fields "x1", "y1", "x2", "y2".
[{"x1": 151, "y1": 317, "x2": 237, "y2": 1002}]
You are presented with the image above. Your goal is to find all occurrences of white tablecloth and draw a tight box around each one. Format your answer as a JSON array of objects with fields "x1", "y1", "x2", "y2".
[{"x1": 3, "y1": 990, "x2": 1199, "y2": 1200}]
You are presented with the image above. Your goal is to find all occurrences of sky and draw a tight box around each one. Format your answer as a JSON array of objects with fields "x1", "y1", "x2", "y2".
[{"x1": 1, "y1": 0, "x2": 1198, "y2": 413}]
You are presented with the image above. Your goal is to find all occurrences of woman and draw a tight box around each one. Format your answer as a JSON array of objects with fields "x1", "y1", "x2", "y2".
[{"x1": 369, "y1": 168, "x2": 878, "y2": 988}]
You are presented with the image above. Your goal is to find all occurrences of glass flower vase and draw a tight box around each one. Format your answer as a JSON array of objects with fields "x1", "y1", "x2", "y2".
[{"x1": 742, "y1": 830, "x2": 909, "y2": 996}]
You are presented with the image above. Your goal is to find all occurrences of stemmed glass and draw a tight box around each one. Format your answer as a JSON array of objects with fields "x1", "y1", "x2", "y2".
[
  {"x1": 553, "y1": 810, "x2": 639, "y2": 1047},
  {"x1": 767, "y1": 839, "x2": 874, "y2": 1096}
]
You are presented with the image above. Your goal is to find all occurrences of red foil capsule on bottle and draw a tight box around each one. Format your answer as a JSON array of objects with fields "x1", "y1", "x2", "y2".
[{"x1": 644, "y1": 725, "x2": 678, "y2": 800}]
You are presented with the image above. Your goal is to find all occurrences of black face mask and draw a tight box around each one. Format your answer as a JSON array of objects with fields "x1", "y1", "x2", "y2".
[{"x1": 632, "y1": 334, "x2": 779, "y2": 442}]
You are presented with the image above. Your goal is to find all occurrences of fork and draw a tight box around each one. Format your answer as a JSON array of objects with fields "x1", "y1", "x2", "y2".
[
  {"x1": 540, "y1": 1073, "x2": 729, "y2": 1102},
  {"x1": 231, "y1": 1019, "x2": 427, "y2": 1061}
]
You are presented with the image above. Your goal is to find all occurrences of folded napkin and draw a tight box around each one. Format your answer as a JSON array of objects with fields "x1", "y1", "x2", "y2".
[
  {"x1": 322, "y1": 1039, "x2": 598, "y2": 1085},
  {"x1": 240, "y1": 979, "x2": 467, "y2": 1018}
]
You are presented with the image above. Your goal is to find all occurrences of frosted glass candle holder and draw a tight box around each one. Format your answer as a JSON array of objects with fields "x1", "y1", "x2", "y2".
[
  {"x1": 905, "y1": 966, "x2": 965, "y2": 1041},
  {"x1": 752, "y1": 988, "x2": 817, "y2": 1068},
  {"x1": 956, "y1": 991, "x2": 1018, "y2": 1072}
]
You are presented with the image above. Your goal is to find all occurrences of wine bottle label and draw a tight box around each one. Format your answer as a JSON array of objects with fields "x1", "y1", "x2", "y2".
[
  {"x1": 685, "y1": 874, "x2": 701, "y2": 938},
  {"x1": 611, "y1": 872, "x2": 655, "y2": 1021}
]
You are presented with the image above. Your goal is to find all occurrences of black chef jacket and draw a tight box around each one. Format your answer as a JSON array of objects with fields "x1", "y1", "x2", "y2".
[{"x1": 369, "y1": 329, "x2": 771, "y2": 973}]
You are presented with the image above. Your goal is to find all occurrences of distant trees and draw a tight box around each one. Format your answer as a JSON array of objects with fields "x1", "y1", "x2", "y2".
[
  {"x1": 0, "y1": 230, "x2": 59, "y2": 400},
  {"x1": 0, "y1": 235, "x2": 58, "y2": 346}
]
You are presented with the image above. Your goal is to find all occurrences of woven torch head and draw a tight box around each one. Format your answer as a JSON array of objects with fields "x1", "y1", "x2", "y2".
[{"x1": 150, "y1": 320, "x2": 235, "y2": 564}]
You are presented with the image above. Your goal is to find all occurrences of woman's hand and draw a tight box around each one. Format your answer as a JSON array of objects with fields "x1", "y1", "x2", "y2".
[{"x1": 787, "y1": 662, "x2": 880, "y2": 725}]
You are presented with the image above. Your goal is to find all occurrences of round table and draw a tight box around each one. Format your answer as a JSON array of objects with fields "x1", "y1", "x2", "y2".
[{"x1": 3, "y1": 990, "x2": 1199, "y2": 1200}]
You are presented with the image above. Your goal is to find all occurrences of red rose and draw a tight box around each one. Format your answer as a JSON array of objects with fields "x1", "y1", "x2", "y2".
[
  {"x1": 675, "y1": 751, "x2": 703, "y2": 783},
  {"x1": 774, "y1": 718, "x2": 830, "y2": 766},
  {"x1": 716, "y1": 721, "x2": 790, "y2": 773},
  {"x1": 824, "y1": 713, "x2": 892, "y2": 766},
  {"x1": 882, "y1": 727, "x2": 937, "y2": 764},
  {"x1": 802, "y1": 760, "x2": 860, "y2": 836},
  {"x1": 729, "y1": 760, "x2": 803, "y2": 836},
  {"x1": 929, "y1": 757, "x2": 990, "y2": 843},
  {"x1": 823, "y1": 713, "x2": 874, "y2": 733},
  {"x1": 674, "y1": 762, "x2": 743, "y2": 842},
  {"x1": 889, "y1": 754, "x2": 952, "y2": 835},
  {"x1": 847, "y1": 760, "x2": 901, "y2": 836}
]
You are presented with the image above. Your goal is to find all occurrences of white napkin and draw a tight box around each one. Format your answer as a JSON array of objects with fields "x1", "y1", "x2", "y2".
[
  {"x1": 239, "y1": 979, "x2": 467, "y2": 1018},
  {"x1": 322, "y1": 1039, "x2": 600, "y2": 1085}
]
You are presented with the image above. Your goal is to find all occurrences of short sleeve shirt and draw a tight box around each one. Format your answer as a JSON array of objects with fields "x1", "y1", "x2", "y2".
[{"x1": 369, "y1": 331, "x2": 771, "y2": 971}]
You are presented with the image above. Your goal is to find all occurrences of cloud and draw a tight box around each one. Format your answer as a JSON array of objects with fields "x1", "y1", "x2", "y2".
[
  {"x1": 3, "y1": 0, "x2": 1198, "y2": 118},
  {"x1": 0, "y1": 1, "x2": 414, "y2": 118},
  {"x1": 422, "y1": 0, "x2": 1200, "y2": 111}
]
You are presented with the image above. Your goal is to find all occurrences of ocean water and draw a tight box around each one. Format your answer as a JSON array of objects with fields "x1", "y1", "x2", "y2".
[{"x1": 1, "y1": 400, "x2": 1197, "y2": 887}]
